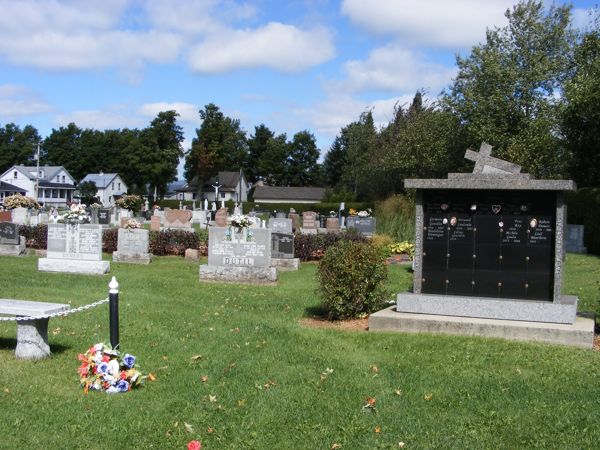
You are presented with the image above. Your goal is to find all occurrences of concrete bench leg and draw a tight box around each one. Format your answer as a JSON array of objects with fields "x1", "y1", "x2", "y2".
[{"x1": 15, "y1": 317, "x2": 51, "y2": 360}]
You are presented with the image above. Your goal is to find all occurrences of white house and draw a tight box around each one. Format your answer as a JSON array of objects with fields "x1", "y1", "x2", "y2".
[
  {"x1": 0, "y1": 165, "x2": 76, "y2": 207},
  {"x1": 79, "y1": 173, "x2": 127, "y2": 206},
  {"x1": 0, "y1": 181, "x2": 26, "y2": 205},
  {"x1": 177, "y1": 171, "x2": 249, "y2": 203}
]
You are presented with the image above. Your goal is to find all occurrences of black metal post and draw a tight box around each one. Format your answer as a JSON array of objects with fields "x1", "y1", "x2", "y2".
[{"x1": 109, "y1": 277, "x2": 119, "y2": 350}]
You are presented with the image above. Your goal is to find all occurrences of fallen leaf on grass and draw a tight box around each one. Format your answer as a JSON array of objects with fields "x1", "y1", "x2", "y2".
[
  {"x1": 424, "y1": 393, "x2": 433, "y2": 401},
  {"x1": 3, "y1": 388, "x2": 10, "y2": 393},
  {"x1": 184, "y1": 422, "x2": 194, "y2": 434},
  {"x1": 201, "y1": 375, "x2": 209, "y2": 383},
  {"x1": 208, "y1": 395, "x2": 217, "y2": 403},
  {"x1": 394, "y1": 389, "x2": 402, "y2": 396},
  {"x1": 370, "y1": 365, "x2": 379, "y2": 374},
  {"x1": 230, "y1": 327, "x2": 240, "y2": 333},
  {"x1": 147, "y1": 373, "x2": 157, "y2": 382},
  {"x1": 331, "y1": 444, "x2": 342, "y2": 449},
  {"x1": 398, "y1": 442, "x2": 406, "y2": 448},
  {"x1": 374, "y1": 426, "x2": 382, "y2": 433},
  {"x1": 191, "y1": 354, "x2": 204, "y2": 361},
  {"x1": 165, "y1": 429, "x2": 172, "y2": 437},
  {"x1": 363, "y1": 396, "x2": 377, "y2": 412},
  {"x1": 207, "y1": 427, "x2": 215, "y2": 434},
  {"x1": 237, "y1": 399, "x2": 246, "y2": 407},
  {"x1": 52, "y1": 327, "x2": 61, "y2": 335}
]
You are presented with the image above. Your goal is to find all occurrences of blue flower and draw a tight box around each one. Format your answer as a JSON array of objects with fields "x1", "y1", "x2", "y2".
[
  {"x1": 116, "y1": 380, "x2": 130, "y2": 392},
  {"x1": 97, "y1": 362, "x2": 109, "y2": 374},
  {"x1": 122, "y1": 354, "x2": 136, "y2": 369}
]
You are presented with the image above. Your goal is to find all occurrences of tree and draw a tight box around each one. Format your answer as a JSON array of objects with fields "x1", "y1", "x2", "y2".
[
  {"x1": 0, "y1": 123, "x2": 41, "y2": 173},
  {"x1": 247, "y1": 124, "x2": 274, "y2": 183},
  {"x1": 257, "y1": 133, "x2": 289, "y2": 185},
  {"x1": 184, "y1": 104, "x2": 247, "y2": 198},
  {"x1": 287, "y1": 130, "x2": 321, "y2": 186},
  {"x1": 142, "y1": 110, "x2": 184, "y2": 197},
  {"x1": 442, "y1": 0, "x2": 575, "y2": 178},
  {"x1": 562, "y1": 25, "x2": 600, "y2": 187},
  {"x1": 77, "y1": 180, "x2": 97, "y2": 205},
  {"x1": 322, "y1": 134, "x2": 349, "y2": 188}
]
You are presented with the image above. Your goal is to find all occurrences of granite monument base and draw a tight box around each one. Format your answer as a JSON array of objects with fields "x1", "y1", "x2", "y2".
[
  {"x1": 112, "y1": 251, "x2": 152, "y2": 264},
  {"x1": 369, "y1": 305, "x2": 594, "y2": 348},
  {"x1": 271, "y1": 258, "x2": 299, "y2": 271},
  {"x1": 0, "y1": 236, "x2": 26, "y2": 256},
  {"x1": 38, "y1": 258, "x2": 110, "y2": 275},
  {"x1": 396, "y1": 293, "x2": 578, "y2": 324},
  {"x1": 199, "y1": 264, "x2": 278, "y2": 284}
]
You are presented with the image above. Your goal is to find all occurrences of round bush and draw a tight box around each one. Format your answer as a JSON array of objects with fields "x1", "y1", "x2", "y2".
[{"x1": 316, "y1": 240, "x2": 389, "y2": 320}]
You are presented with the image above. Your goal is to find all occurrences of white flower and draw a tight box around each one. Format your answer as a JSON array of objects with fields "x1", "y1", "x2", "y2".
[{"x1": 108, "y1": 359, "x2": 120, "y2": 376}]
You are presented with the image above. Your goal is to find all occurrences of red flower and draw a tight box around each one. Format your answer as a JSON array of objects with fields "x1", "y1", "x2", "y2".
[
  {"x1": 187, "y1": 440, "x2": 202, "y2": 450},
  {"x1": 120, "y1": 371, "x2": 128, "y2": 380},
  {"x1": 78, "y1": 353, "x2": 86, "y2": 361},
  {"x1": 102, "y1": 355, "x2": 110, "y2": 363},
  {"x1": 78, "y1": 364, "x2": 89, "y2": 376}
]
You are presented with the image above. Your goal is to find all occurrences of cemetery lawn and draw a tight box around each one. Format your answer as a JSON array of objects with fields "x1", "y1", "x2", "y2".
[{"x1": 1, "y1": 254, "x2": 600, "y2": 449}]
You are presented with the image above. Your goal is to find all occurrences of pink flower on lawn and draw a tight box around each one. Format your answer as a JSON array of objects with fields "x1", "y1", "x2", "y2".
[{"x1": 187, "y1": 440, "x2": 202, "y2": 450}]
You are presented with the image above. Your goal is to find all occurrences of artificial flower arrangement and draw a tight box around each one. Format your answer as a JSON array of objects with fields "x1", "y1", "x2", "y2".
[
  {"x1": 329, "y1": 210, "x2": 337, "y2": 217},
  {"x1": 357, "y1": 208, "x2": 373, "y2": 218},
  {"x1": 124, "y1": 218, "x2": 141, "y2": 231},
  {"x1": 78, "y1": 343, "x2": 143, "y2": 394},
  {"x1": 115, "y1": 194, "x2": 143, "y2": 212},
  {"x1": 61, "y1": 203, "x2": 90, "y2": 224},
  {"x1": 227, "y1": 214, "x2": 252, "y2": 230},
  {"x1": 90, "y1": 202, "x2": 102, "y2": 209},
  {"x1": 3, "y1": 193, "x2": 40, "y2": 210}
]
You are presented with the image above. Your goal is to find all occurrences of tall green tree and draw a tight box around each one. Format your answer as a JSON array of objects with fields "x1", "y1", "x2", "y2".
[
  {"x1": 0, "y1": 123, "x2": 41, "y2": 173},
  {"x1": 257, "y1": 133, "x2": 289, "y2": 185},
  {"x1": 287, "y1": 130, "x2": 321, "y2": 186},
  {"x1": 442, "y1": 0, "x2": 575, "y2": 178},
  {"x1": 247, "y1": 124, "x2": 274, "y2": 183},
  {"x1": 322, "y1": 134, "x2": 349, "y2": 188},
  {"x1": 184, "y1": 104, "x2": 247, "y2": 198},
  {"x1": 562, "y1": 25, "x2": 600, "y2": 187}
]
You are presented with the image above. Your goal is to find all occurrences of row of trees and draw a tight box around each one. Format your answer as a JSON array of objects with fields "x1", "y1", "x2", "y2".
[{"x1": 1, "y1": 1, "x2": 599, "y2": 201}]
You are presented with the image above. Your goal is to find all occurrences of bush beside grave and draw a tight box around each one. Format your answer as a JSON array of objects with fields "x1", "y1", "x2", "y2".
[
  {"x1": 316, "y1": 240, "x2": 390, "y2": 320},
  {"x1": 149, "y1": 229, "x2": 201, "y2": 256},
  {"x1": 294, "y1": 229, "x2": 366, "y2": 261},
  {"x1": 18, "y1": 224, "x2": 47, "y2": 249}
]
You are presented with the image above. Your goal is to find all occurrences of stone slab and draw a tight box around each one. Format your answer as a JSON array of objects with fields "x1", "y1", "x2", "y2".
[
  {"x1": 396, "y1": 292, "x2": 578, "y2": 324},
  {"x1": 405, "y1": 177, "x2": 575, "y2": 191},
  {"x1": 185, "y1": 248, "x2": 200, "y2": 262},
  {"x1": 38, "y1": 258, "x2": 110, "y2": 275},
  {"x1": 113, "y1": 251, "x2": 152, "y2": 264},
  {"x1": 199, "y1": 264, "x2": 277, "y2": 284},
  {"x1": 208, "y1": 227, "x2": 271, "y2": 268},
  {"x1": 369, "y1": 305, "x2": 594, "y2": 348},
  {"x1": 0, "y1": 236, "x2": 26, "y2": 256},
  {"x1": 300, "y1": 228, "x2": 317, "y2": 235},
  {"x1": 271, "y1": 257, "x2": 299, "y2": 271},
  {"x1": 269, "y1": 218, "x2": 293, "y2": 234}
]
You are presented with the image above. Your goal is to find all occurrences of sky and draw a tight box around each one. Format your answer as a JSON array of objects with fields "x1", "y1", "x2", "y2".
[{"x1": 0, "y1": 0, "x2": 597, "y2": 173}]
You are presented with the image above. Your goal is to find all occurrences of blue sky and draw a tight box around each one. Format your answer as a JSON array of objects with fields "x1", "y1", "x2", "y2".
[{"x1": 0, "y1": 0, "x2": 596, "y2": 169}]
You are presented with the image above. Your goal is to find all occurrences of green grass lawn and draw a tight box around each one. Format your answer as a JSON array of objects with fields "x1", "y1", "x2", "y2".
[{"x1": 1, "y1": 253, "x2": 600, "y2": 449}]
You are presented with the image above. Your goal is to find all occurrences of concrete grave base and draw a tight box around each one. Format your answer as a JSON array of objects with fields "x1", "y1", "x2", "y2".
[
  {"x1": 38, "y1": 258, "x2": 110, "y2": 275},
  {"x1": 369, "y1": 305, "x2": 595, "y2": 348},
  {"x1": 113, "y1": 251, "x2": 152, "y2": 264},
  {"x1": 397, "y1": 293, "x2": 578, "y2": 324},
  {"x1": 271, "y1": 258, "x2": 299, "y2": 271},
  {"x1": 0, "y1": 236, "x2": 26, "y2": 256},
  {"x1": 16, "y1": 318, "x2": 51, "y2": 359},
  {"x1": 200, "y1": 264, "x2": 278, "y2": 284}
]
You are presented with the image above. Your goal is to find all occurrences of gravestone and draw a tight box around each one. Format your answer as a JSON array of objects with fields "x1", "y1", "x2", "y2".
[
  {"x1": 288, "y1": 212, "x2": 300, "y2": 231},
  {"x1": 12, "y1": 207, "x2": 29, "y2": 225},
  {"x1": 215, "y1": 208, "x2": 228, "y2": 227},
  {"x1": 347, "y1": 216, "x2": 377, "y2": 237},
  {"x1": 91, "y1": 208, "x2": 99, "y2": 224},
  {"x1": 565, "y1": 224, "x2": 586, "y2": 254},
  {"x1": 325, "y1": 217, "x2": 340, "y2": 232},
  {"x1": 164, "y1": 208, "x2": 192, "y2": 229},
  {"x1": 301, "y1": 211, "x2": 317, "y2": 234},
  {"x1": 269, "y1": 218, "x2": 293, "y2": 234},
  {"x1": 270, "y1": 232, "x2": 299, "y2": 271},
  {"x1": 113, "y1": 228, "x2": 151, "y2": 264},
  {"x1": 275, "y1": 212, "x2": 286, "y2": 218},
  {"x1": 97, "y1": 209, "x2": 110, "y2": 226},
  {"x1": 0, "y1": 221, "x2": 26, "y2": 256},
  {"x1": 0, "y1": 210, "x2": 11, "y2": 222},
  {"x1": 192, "y1": 209, "x2": 209, "y2": 226},
  {"x1": 150, "y1": 215, "x2": 161, "y2": 231},
  {"x1": 38, "y1": 223, "x2": 110, "y2": 274},
  {"x1": 38, "y1": 213, "x2": 49, "y2": 225},
  {"x1": 200, "y1": 227, "x2": 277, "y2": 284},
  {"x1": 370, "y1": 143, "x2": 593, "y2": 348}
]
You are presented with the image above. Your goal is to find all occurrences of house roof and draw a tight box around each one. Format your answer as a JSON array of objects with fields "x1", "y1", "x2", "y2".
[
  {"x1": 12, "y1": 165, "x2": 73, "y2": 182},
  {"x1": 178, "y1": 171, "x2": 246, "y2": 192},
  {"x1": 253, "y1": 186, "x2": 326, "y2": 201},
  {"x1": 0, "y1": 181, "x2": 26, "y2": 193},
  {"x1": 80, "y1": 173, "x2": 120, "y2": 189}
]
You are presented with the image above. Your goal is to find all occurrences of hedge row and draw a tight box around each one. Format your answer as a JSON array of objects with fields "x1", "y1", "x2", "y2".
[{"x1": 294, "y1": 229, "x2": 366, "y2": 261}]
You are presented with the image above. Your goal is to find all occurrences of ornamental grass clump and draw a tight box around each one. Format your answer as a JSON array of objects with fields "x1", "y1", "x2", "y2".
[{"x1": 316, "y1": 240, "x2": 389, "y2": 320}]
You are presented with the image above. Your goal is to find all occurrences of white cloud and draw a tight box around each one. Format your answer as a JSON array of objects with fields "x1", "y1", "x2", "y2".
[
  {"x1": 333, "y1": 44, "x2": 456, "y2": 94},
  {"x1": 571, "y1": 7, "x2": 596, "y2": 31},
  {"x1": 188, "y1": 22, "x2": 334, "y2": 73},
  {"x1": 0, "y1": 84, "x2": 53, "y2": 117},
  {"x1": 140, "y1": 102, "x2": 199, "y2": 123},
  {"x1": 56, "y1": 106, "x2": 144, "y2": 130},
  {"x1": 341, "y1": 0, "x2": 511, "y2": 48}
]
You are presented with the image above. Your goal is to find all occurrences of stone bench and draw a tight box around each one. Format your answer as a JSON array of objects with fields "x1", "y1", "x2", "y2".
[{"x1": 0, "y1": 299, "x2": 70, "y2": 359}]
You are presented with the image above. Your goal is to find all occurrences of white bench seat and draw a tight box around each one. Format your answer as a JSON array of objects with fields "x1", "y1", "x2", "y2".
[{"x1": 0, "y1": 299, "x2": 70, "y2": 359}]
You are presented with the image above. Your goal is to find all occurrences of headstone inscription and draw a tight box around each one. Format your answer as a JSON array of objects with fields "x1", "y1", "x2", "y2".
[
  {"x1": 200, "y1": 227, "x2": 277, "y2": 284},
  {"x1": 38, "y1": 223, "x2": 110, "y2": 274},
  {"x1": 347, "y1": 216, "x2": 377, "y2": 236},
  {"x1": 565, "y1": 224, "x2": 586, "y2": 254},
  {"x1": 302, "y1": 211, "x2": 317, "y2": 228},
  {"x1": 271, "y1": 232, "x2": 294, "y2": 259},
  {"x1": 0, "y1": 221, "x2": 26, "y2": 256},
  {"x1": 269, "y1": 218, "x2": 293, "y2": 234},
  {"x1": 113, "y1": 228, "x2": 151, "y2": 264},
  {"x1": 391, "y1": 142, "x2": 579, "y2": 325},
  {"x1": 326, "y1": 217, "x2": 340, "y2": 231}
]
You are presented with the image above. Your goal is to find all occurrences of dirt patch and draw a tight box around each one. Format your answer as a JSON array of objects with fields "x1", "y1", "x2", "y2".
[
  {"x1": 299, "y1": 316, "x2": 369, "y2": 331},
  {"x1": 593, "y1": 334, "x2": 600, "y2": 351}
]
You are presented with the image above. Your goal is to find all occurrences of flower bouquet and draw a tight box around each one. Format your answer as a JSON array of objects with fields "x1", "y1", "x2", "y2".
[
  {"x1": 357, "y1": 208, "x2": 372, "y2": 218},
  {"x1": 61, "y1": 203, "x2": 90, "y2": 224},
  {"x1": 78, "y1": 343, "x2": 143, "y2": 394},
  {"x1": 125, "y1": 218, "x2": 141, "y2": 231},
  {"x1": 227, "y1": 214, "x2": 252, "y2": 231}
]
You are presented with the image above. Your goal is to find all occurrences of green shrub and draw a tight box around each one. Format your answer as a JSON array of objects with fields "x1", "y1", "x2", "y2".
[
  {"x1": 294, "y1": 229, "x2": 366, "y2": 261},
  {"x1": 370, "y1": 233, "x2": 395, "y2": 258},
  {"x1": 18, "y1": 224, "x2": 47, "y2": 249},
  {"x1": 374, "y1": 195, "x2": 415, "y2": 242},
  {"x1": 316, "y1": 240, "x2": 389, "y2": 320}
]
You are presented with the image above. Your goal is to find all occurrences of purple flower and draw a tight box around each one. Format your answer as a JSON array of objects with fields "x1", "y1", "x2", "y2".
[
  {"x1": 97, "y1": 362, "x2": 109, "y2": 374},
  {"x1": 116, "y1": 380, "x2": 130, "y2": 392},
  {"x1": 122, "y1": 354, "x2": 136, "y2": 369}
]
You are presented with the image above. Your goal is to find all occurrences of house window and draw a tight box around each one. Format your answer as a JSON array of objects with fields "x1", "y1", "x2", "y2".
[
  {"x1": 117, "y1": 182, "x2": 121, "y2": 190},
  {"x1": 56, "y1": 176, "x2": 60, "y2": 182},
  {"x1": 112, "y1": 183, "x2": 115, "y2": 190},
  {"x1": 220, "y1": 192, "x2": 225, "y2": 198},
  {"x1": 13, "y1": 171, "x2": 17, "y2": 179},
  {"x1": 52, "y1": 189, "x2": 58, "y2": 198},
  {"x1": 62, "y1": 175, "x2": 65, "y2": 183}
]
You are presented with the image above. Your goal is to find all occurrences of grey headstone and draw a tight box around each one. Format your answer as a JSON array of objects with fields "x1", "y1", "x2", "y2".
[
  {"x1": 565, "y1": 224, "x2": 586, "y2": 254},
  {"x1": 207, "y1": 227, "x2": 271, "y2": 268},
  {"x1": 12, "y1": 207, "x2": 29, "y2": 225},
  {"x1": 0, "y1": 222, "x2": 19, "y2": 245},
  {"x1": 113, "y1": 228, "x2": 151, "y2": 264},
  {"x1": 347, "y1": 216, "x2": 377, "y2": 236},
  {"x1": 269, "y1": 218, "x2": 293, "y2": 234}
]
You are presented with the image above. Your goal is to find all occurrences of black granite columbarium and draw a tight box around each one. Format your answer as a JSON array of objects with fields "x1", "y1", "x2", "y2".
[{"x1": 397, "y1": 142, "x2": 578, "y2": 324}]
